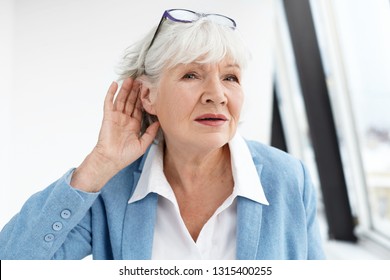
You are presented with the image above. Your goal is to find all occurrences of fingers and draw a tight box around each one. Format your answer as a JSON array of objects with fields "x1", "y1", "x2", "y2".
[
  {"x1": 139, "y1": 121, "x2": 160, "y2": 150},
  {"x1": 104, "y1": 81, "x2": 118, "y2": 112},
  {"x1": 124, "y1": 80, "x2": 142, "y2": 119},
  {"x1": 104, "y1": 78, "x2": 142, "y2": 119},
  {"x1": 129, "y1": 89, "x2": 142, "y2": 122},
  {"x1": 114, "y1": 78, "x2": 134, "y2": 112}
]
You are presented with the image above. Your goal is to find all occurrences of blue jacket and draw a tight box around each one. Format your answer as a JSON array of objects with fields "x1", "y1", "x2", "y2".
[{"x1": 0, "y1": 140, "x2": 325, "y2": 259}]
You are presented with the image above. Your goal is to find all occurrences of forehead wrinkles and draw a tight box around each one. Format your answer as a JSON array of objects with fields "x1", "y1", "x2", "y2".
[{"x1": 173, "y1": 60, "x2": 241, "y2": 72}]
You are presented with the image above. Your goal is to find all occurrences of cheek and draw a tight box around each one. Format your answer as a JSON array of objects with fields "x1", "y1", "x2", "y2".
[
  {"x1": 155, "y1": 92, "x2": 191, "y2": 123},
  {"x1": 229, "y1": 93, "x2": 244, "y2": 118}
]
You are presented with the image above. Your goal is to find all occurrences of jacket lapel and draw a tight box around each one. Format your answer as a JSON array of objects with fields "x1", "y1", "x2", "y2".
[
  {"x1": 236, "y1": 196, "x2": 263, "y2": 259},
  {"x1": 121, "y1": 189, "x2": 158, "y2": 259},
  {"x1": 121, "y1": 150, "x2": 159, "y2": 260},
  {"x1": 236, "y1": 163, "x2": 265, "y2": 260}
]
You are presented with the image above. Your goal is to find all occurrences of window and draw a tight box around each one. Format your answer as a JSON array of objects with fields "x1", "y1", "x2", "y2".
[{"x1": 310, "y1": 0, "x2": 390, "y2": 245}]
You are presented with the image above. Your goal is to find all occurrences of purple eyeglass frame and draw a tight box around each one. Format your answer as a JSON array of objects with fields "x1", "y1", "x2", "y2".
[{"x1": 146, "y1": 9, "x2": 237, "y2": 51}]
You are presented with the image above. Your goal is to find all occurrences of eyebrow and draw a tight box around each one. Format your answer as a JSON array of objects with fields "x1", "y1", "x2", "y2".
[
  {"x1": 184, "y1": 62, "x2": 241, "y2": 70},
  {"x1": 224, "y1": 63, "x2": 241, "y2": 69}
]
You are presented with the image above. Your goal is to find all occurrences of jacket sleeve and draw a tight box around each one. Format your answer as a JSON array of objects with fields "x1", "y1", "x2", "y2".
[
  {"x1": 300, "y1": 162, "x2": 326, "y2": 259},
  {"x1": 0, "y1": 169, "x2": 100, "y2": 260}
]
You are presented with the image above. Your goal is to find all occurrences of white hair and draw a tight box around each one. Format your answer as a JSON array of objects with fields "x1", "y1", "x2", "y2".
[
  {"x1": 118, "y1": 17, "x2": 250, "y2": 81},
  {"x1": 116, "y1": 16, "x2": 251, "y2": 136}
]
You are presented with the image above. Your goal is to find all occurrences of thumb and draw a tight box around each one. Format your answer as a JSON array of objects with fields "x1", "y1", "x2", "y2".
[{"x1": 139, "y1": 121, "x2": 160, "y2": 151}]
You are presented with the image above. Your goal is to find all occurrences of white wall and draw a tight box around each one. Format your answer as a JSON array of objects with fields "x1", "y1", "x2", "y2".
[
  {"x1": 0, "y1": 0, "x2": 275, "y2": 228},
  {"x1": 0, "y1": 0, "x2": 14, "y2": 228}
]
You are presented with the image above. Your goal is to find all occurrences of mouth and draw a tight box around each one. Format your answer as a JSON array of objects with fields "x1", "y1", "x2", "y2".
[{"x1": 195, "y1": 114, "x2": 229, "y2": 126}]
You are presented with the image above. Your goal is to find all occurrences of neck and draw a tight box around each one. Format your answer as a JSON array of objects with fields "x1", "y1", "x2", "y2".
[{"x1": 163, "y1": 142, "x2": 232, "y2": 194}]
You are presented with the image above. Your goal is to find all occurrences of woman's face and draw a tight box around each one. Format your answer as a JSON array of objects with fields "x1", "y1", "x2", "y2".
[{"x1": 144, "y1": 57, "x2": 244, "y2": 152}]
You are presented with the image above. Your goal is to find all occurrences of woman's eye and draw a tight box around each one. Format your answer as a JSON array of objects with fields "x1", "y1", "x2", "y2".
[
  {"x1": 182, "y1": 73, "x2": 197, "y2": 79},
  {"x1": 225, "y1": 75, "x2": 239, "y2": 83}
]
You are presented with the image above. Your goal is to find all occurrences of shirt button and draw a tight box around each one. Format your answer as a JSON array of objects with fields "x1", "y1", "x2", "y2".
[
  {"x1": 52, "y1": 222, "x2": 63, "y2": 231},
  {"x1": 60, "y1": 209, "x2": 71, "y2": 219},
  {"x1": 44, "y1": 233, "x2": 55, "y2": 242}
]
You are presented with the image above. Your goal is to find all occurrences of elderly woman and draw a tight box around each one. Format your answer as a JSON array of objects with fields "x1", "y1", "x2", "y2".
[{"x1": 0, "y1": 9, "x2": 325, "y2": 259}]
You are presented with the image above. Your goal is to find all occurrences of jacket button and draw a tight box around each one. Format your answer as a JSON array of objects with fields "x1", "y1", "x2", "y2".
[
  {"x1": 60, "y1": 209, "x2": 71, "y2": 219},
  {"x1": 52, "y1": 222, "x2": 63, "y2": 231},
  {"x1": 44, "y1": 233, "x2": 55, "y2": 242}
]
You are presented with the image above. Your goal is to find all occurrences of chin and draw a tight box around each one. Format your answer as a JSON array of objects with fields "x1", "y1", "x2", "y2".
[{"x1": 192, "y1": 132, "x2": 232, "y2": 150}]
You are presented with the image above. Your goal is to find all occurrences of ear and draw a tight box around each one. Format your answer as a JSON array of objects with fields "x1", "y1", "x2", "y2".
[{"x1": 138, "y1": 76, "x2": 157, "y2": 115}]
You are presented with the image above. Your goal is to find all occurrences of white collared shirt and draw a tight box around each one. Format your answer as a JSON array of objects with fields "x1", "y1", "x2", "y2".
[{"x1": 128, "y1": 133, "x2": 269, "y2": 259}]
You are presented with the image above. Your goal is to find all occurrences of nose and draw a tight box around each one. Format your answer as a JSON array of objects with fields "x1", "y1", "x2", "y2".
[{"x1": 201, "y1": 77, "x2": 227, "y2": 105}]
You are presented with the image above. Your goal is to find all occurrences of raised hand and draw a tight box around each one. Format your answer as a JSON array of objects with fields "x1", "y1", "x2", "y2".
[{"x1": 70, "y1": 78, "x2": 160, "y2": 192}]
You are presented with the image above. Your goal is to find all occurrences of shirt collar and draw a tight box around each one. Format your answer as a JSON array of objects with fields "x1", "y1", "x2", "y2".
[
  {"x1": 128, "y1": 142, "x2": 176, "y2": 204},
  {"x1": 229, "y1": 133, "x2": 269, "y2": 205},
  {"x1": 128, "y1": 133, "x2": 269, "y2": 206}
]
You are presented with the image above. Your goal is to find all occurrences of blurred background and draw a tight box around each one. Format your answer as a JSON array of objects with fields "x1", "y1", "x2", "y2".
[{"x1": 0, "y1": 0, "x2": 389, "y2": 259}]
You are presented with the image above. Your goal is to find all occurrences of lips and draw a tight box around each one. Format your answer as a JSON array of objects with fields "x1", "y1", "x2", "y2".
[{"x1": 195, "y1": 114, "x2": 228, "y2": 126}]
